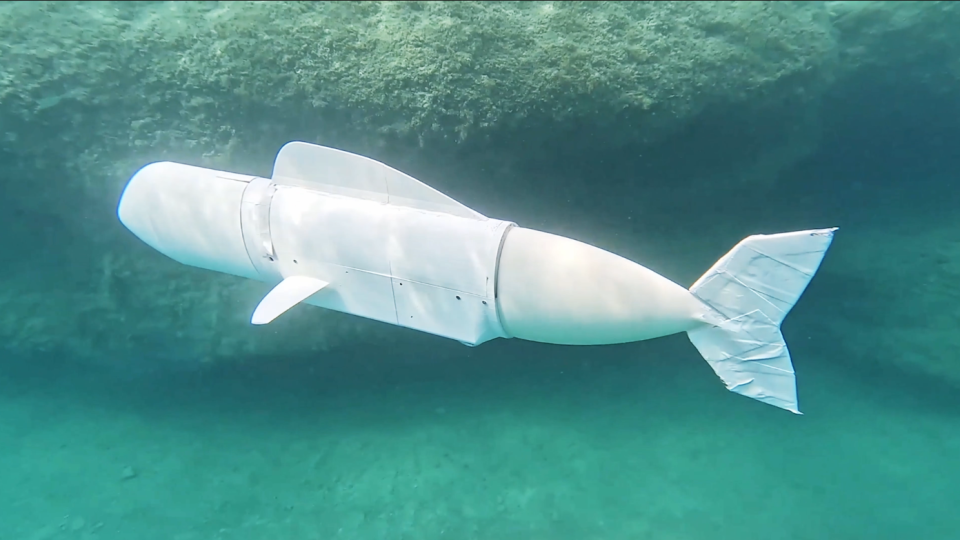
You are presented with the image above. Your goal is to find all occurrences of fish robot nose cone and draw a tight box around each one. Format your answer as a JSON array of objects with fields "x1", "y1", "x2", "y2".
[
  {"x1": 494, "y1": 227, "x2": 707, "y2": 345},
  {"x1": 117, "y1": 161, "x2": 168, "y2": 242},
  {"x1": 116, "y1": 161, "x2": 261, "y2": 279}
]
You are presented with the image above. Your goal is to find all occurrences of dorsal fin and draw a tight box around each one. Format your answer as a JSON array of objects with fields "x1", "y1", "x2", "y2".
[{"x1": 271, "y1": 141, "x2": 485, "y2": 220}]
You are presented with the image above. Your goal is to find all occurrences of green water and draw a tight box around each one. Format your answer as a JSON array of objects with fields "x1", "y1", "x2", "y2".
[
  {"x1": 2, "y1": 328, "x2": 956, "y2": 540},
  {"x1": 3, "y1": 1, "x2": 960, "y2": 539}
]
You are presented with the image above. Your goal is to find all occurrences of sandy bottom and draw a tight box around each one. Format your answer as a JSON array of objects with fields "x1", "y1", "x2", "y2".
[{"x1": 2, "y1": 315, "x2": 957, "y2": 540}]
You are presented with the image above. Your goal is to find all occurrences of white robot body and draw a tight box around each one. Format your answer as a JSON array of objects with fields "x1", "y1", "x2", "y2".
[{"x1": 118, "y1": 142, "x2": 837, "y2": 414}]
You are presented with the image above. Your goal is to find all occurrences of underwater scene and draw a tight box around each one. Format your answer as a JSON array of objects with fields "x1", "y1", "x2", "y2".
[{"x1": 1, "y1": 1, "x2": 958, "y2": 539}]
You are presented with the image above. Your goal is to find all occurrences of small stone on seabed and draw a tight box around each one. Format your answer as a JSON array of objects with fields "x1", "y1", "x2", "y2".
[{"x1": 121, "y1": 465, "x2": 137, "y2": 480}]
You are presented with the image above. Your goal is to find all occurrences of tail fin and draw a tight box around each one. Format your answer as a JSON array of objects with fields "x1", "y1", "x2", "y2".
[{"x1": 687, "y1": 227, "x2": 838, "y2": 414}]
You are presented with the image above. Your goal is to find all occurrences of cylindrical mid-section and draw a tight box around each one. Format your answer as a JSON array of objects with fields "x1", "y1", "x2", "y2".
[
  {"x1": 117, "y1": 161, "x2": 261, "y2": 281},
  {"x1": 494, "y1": 227, "x2": 709, "y2": 345}
]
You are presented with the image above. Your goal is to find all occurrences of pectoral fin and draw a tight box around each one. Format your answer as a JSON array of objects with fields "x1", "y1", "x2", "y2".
[{"x1": 251, "y1": 276, "x2": 330, "y2": 325}]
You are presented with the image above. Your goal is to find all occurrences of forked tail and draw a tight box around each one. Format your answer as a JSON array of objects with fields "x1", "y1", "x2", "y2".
[{"x1": 686, "y1": 228, "x2": 838, "y2": 414}]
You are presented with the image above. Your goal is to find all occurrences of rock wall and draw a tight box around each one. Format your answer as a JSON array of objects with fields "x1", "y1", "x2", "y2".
[{"x1": 1, "y1": 1, "x2": 957, "y2": 370}]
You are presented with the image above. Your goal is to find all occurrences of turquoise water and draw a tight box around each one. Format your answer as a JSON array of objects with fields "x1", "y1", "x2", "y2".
[
  {"x1": 3, "y1": 2, "x2": 960, "y2": 539},
  {"x1": 3, "y1": 155, "x2": 958, "y2": 538},
  {"x1": 2, "y1": 321, "x2": 957, "y2": 539}
]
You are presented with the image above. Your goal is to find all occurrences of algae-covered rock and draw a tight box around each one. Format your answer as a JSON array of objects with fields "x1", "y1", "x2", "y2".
[
  {"x1": 0, "y1": 1, "x2": 955, "y2": 367},
  {"x1": 818, "y1": 217, "x2": 960, "y2": 387},
  {"x1": 1, "y1": 1, "x2": 840, "y2": 204},
  {"x1": 828, "y1": 0, "x2": 960, "y2": 89},
  {"x1": 0, "y1": 1, "x2": 844, "y2": 365}
]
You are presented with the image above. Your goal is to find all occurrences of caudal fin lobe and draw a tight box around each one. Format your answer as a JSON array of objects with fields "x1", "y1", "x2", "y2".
[{"x1": 686, "y1": 228, "x2": 838, "y2": 414}]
